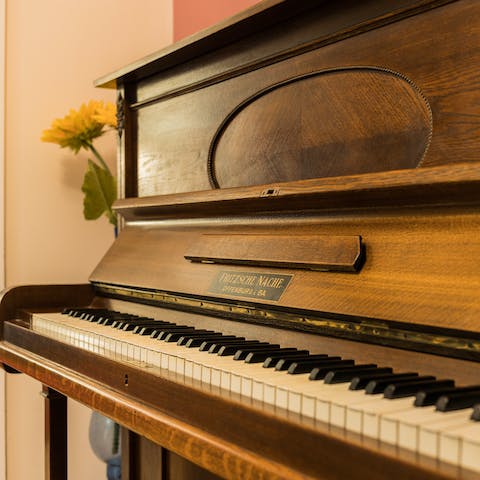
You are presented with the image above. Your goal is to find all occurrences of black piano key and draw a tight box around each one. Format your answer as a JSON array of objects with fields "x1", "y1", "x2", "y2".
[
  {"x1": 151, "y1": 326, "x2": 195, "y2": 340},
  {"x1": 94, "y1": 312, "x2": 132, "y2": 325},
  {"x1": 436, "y1": 389, "x2": 480, "y2": 412},
  {"x1": 294, "y1": 359, "x2": 355, "y2": 377},
  {"x1": 137, "y1": 323, "x2": 176, "y2": 335},
  {"x1": 262, "y1": 351, "x2": 313, "y2": 368},
  {"x1": 208, "y1": 339, "x2": 260, "y2": 353},
  {"x1": 324, "y1": 367, "x2": 392, "y2": 384},
  {"x1": 274, "y1": 355, "x2": 337, "y2": 371},
  {"x1": 157, "y1": 327, "x2": 198, "y2": 341},
  {"x1": 309, "y1": 362, "x2": 375, "y2": 381},
  {"x1": 217, "y1": 342, "x2": 274, "y2": 357},
  {"x1": 244, "y1": 348, "x2": 300, "y2": 364},
  {"x1": 164, "y1": 329, "x2": 214, "y2": 343},
  {"x1": 384, "y1": 379, "x2": 455, "y2": 399},
  {"x1": 350, "y1": 372, "x2": 412, "y2": 391},
  {"x1": 414, "y1": 385, "x2": 480, "y2": 407},
  {"x1": 321, "y1": 364, "x2": 380, "y2": 384},
  {"x1": 365, "y1": 373, "x2": 422, "y2": 394},
  {"x1": 120, "y1": 318, "x2": 162, "y2": 330},
  {"x1": 131, "y1": 322, "x2": 171, "y2": 334},
  {"x1": 177, "y1": 332, "x2": 221, "y2": 346},
  {"x1": 64, "y1": 308, "x2": 98, "y2": 318},
  {"x1": 85, "y1": 312, "x2": 106, "y2": 322},
  {"x1": 112, "y1": 316, "x2": 146, "y2": 328},
  {"x1": 183, "y1": 335, "x2": 233, "y2": 348},
  {"x1": 97, "y1": 316, "x2": 124, "y2": 326},
  {"x1": 200, "y1": 337, "x2": 248, "y2": 352},
  {"x1": 126, "y1": 319, "x2": 166, "y2": 329},
  {"x1": 471, "y1": 404, "x2": 480, "y2": 421}
]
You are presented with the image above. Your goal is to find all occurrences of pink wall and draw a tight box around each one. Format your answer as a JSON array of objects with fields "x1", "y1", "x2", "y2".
[{"x1": 173, "y1": 0, "x2": 262, "y2": 41}]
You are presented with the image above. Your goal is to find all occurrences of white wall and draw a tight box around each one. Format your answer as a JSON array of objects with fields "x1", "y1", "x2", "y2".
[{"x1": 4, "y1": 1, "x2": 172, "y2": 478}]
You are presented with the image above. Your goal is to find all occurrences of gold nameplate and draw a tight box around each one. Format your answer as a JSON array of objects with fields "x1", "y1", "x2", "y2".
[{"x1": 209, "y1": 271, "x2": 293, "y2": 301}]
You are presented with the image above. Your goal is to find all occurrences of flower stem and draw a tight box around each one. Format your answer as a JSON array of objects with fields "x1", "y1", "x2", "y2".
[{"x1": 87, "y1": 143, "x2": 112, "y2": 175}]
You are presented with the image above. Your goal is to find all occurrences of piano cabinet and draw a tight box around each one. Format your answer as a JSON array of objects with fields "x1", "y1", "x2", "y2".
[{"x1": 1, "y1": 0, "x2": 480, "y2": 479}]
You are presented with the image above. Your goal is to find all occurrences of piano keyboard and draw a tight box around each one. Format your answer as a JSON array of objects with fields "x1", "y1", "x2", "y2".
[{"x1": 31, "y1": 308, "x2": 480, "y2": 474}]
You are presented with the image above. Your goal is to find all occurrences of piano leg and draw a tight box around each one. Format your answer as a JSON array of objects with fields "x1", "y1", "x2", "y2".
[
  {"x1": 121, "y1": 428, "x2": 221, "y2": 479},
  {"x1": 121, "y1": 428, "x2": 164, "y2": 480},
  {"x1": 42, "y1": 386, "x2": 67, "y2": 480}
]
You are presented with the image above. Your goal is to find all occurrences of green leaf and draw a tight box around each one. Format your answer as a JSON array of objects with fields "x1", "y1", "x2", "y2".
[{"x1": 81, "y1": 159, "x2": 117, "y2": 226}]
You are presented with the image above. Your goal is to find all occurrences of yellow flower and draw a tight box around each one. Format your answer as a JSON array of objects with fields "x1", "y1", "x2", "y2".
[
  {"x1": 93, "y1": 101, "x2": 117, "y2": 128},
  {"x1": 41, "y1": 100, "x2": 116, "y2": 153}
]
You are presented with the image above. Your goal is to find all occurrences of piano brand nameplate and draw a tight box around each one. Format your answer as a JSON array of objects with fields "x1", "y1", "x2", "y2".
[{"x1": 209, "y1": 271, "x2": 293, "y2": 301}]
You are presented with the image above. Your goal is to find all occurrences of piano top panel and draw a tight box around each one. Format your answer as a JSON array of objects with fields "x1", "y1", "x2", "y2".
[{"x1": 101, "y1": 0, "x2": 479, "y2": 198}]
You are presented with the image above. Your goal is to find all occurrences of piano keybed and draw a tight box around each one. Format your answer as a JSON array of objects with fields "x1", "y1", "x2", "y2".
[{"x1": 30, "y1": 307, "x2": 480, "y2": 474}]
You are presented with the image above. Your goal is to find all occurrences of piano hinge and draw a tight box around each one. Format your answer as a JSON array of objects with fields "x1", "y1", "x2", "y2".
[{"x1": 116, "y1": 92, "x2": 125, "y2": 138}]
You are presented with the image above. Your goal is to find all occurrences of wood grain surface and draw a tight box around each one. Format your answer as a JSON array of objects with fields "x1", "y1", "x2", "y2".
[{"x1": 112, "y1": 0, "x2": 480, "y2": 197}]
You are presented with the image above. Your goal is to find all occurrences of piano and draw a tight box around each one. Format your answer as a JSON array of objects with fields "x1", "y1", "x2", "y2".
[{"x1": 1, "y1": 0, "x2": 480, "y2": 478}]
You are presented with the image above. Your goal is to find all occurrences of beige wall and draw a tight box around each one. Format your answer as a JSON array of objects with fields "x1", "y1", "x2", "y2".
[{"x1": 5, "y1": 1, "x2": 172, "y2": 478}]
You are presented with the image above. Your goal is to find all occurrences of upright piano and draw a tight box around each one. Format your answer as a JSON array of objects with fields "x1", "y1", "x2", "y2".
[{"x1": 1, "y1": 0, "x2": 480, "y2": 478}]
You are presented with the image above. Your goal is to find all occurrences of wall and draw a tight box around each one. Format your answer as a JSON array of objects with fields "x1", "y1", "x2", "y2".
[
  {"x1": 4, "y1": 1, "x2": 172, "y2": 479},
  {"x1": 173, "y1": 0, "x2": 261, "y2": 41},
  {"x1": 0, "y1": 2, "x2": 4, "y2": 478}
]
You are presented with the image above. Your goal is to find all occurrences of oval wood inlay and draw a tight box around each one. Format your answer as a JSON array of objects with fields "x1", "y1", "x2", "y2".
[{"x1": 209, "y1": 67, "x2": 432, "y2": 189}]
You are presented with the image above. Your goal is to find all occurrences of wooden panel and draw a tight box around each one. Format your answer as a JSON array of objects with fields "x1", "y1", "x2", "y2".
[
  {"x1": 91, "y1": 203, "x2": 480, "y2": 336},
  {"x1": 211, "y1": 68, "x2": 431, "y2": 188},
  {"x1": 185, "y1": 234, "x2": 364, "y2": 272},
  {"x1": 131, "y1": 0, "x2": 480, "y2": 197},
  {"x1": 115, "y1": 162, "x2": 480, "y2": 218}
]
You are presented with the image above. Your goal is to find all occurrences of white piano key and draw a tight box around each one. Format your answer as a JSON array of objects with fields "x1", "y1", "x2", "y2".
[
  {"x1": 241, "y1": 377, "x2": 253, "y2": 397},
  {"x1": 383, "y1": 407, "x2": 467, "y2": 451},
  {"x1": 302, "y1": 395, "x2": 315, "y2": 419},
  {"x1": 418, "y1": 412, "x2": 474, "y2": 459},
  {"x1": 288, "y1": 390, "x2": 302, "y2": 414},
  {"x1": 315, "y1": 398, "x2": 330, "y2": 423},
  {"x1": 252, "y1": 380, "x2": 264, "y2": 401},
  {"x1": 220, "y1": 371, "x2": 231, "y2": 390},
  {"x1": 231, "y1": 374, "x2": 241, "y2": 394},
  {"x1": 264, "y1": 383, "x2": 275, "y2": 404},
  {"x1": 193, "y1": 362, "x2": 202, "y2": 381},
  {"x1": 439, "y1": 421, "x2": 480, "y2": 468},
  {"x1": 185, "y1": 360, "x2": 193, "y2": 378},
  {"x1": 161, "y1": 354, "x2": 169, "y2": 370},
  {"x1": 277, "y1": 388, "x2": 288, "y2": 410},
  {"x1": 176, "y1": 357, "x2": 185, "y2": 375},
  {"x1": 201, "y1": 365, "x2": 212, "y2": 385},
  {"x1": 211, "y1": 368, "x2": 221, "y2": 388},
  {"x1": 457, "y1": 422, "x2": 480, "y2": 473}
]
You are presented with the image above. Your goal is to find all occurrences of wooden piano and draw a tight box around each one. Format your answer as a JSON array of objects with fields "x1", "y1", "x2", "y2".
[{"x1": 1, "y1": 0, "x2": 480, "y2": 478}]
